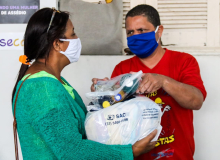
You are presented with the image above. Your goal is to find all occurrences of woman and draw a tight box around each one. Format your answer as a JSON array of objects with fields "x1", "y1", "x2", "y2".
[{"x1": 12, "y1": 8, "x2": 156, "y2": 160}]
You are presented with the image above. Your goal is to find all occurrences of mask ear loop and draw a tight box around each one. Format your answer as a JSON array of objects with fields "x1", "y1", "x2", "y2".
[
  {"x1": 155, "y1": 26, "x2": 159, "y2": 33},
  {"x1": 155, "y1": 26, "x2": 160, "y2": 43}
]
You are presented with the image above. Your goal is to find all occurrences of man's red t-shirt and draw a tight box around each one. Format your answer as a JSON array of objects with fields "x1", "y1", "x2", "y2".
[{"x1": 111, "y1": 49, "x2": 207, "y2": 160}]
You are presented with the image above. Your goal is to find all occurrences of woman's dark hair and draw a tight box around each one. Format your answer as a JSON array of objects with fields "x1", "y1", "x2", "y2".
[
  {"x1": 12, "y1": 8, "x2": 69, "y2": 103},
  {"x1": 125, "y1": 4, "x2": 161, "y2": 29}
]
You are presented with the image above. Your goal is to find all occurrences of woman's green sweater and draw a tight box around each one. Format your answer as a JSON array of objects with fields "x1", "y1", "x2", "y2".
[{"x1": 12, "y1": 76, "x2": 133, "y2": 160}]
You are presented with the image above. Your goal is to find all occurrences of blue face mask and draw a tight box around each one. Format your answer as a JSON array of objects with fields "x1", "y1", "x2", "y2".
[{"x1": 127, "y1": 26, "x2": 159, "y2": 58}]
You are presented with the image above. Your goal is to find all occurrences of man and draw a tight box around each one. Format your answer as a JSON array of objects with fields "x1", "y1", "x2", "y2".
[{"x1": 92, "y1": 4, "x2": 206, "y2": 160}]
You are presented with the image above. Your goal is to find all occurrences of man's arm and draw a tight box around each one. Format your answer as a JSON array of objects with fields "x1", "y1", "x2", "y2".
[
  {"x1": 163, "y1": 75, "x2": 204, "y2": 110},
  {"x1": 137, "y1": 73, "x2": 204, "y2": 110},
  {"x1": 138, "y1": 54, "x2": 206, "y2": 110}
]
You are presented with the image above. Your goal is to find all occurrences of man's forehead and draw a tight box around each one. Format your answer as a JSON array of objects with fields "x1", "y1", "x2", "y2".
[
  {"x1": 126, "y1": 15, "x2": 149, "y2": 22},
  {"x1": 125, "y1": 16, "x2": 153, "y2": 29}
]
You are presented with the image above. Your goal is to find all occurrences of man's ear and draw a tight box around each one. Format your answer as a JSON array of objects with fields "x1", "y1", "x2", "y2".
[
  {"x1": 53, "y1": 39, "x2": 62, "y2": 52},
  {"x1": 158, "y1": 25, "x2": 164, "y2": 38}
]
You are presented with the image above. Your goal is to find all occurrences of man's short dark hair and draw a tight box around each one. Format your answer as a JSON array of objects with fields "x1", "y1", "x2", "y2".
[{"x1": 125, "y1": 4, "x2": 161, "y2": 28}]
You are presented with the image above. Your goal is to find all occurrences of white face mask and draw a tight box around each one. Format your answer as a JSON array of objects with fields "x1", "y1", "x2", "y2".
[{"x1": 59, "y1": 38, "x2": 82, "y2": 63}]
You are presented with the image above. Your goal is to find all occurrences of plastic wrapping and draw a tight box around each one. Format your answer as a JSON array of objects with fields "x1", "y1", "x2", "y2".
[
  {"x1": 86, "y1": 71, "x2": 143, "y2": 109},
  {"x1": 85, "y1": 96, "x2": 162, "y2": 145}
]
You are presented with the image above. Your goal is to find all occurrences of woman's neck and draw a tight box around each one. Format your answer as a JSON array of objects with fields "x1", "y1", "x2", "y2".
[{"x1": 26, "y1": 52, "x2": 67, "y2": 83}]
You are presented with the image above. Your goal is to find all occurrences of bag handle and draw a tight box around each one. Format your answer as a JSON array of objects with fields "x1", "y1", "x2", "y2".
[{"x1": 13, "y1": 71, "x2": 40, "y2": 160}]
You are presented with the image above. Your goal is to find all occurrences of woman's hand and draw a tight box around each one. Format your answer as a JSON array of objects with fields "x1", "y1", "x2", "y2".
[
  {"x1": 132, "y1": 130, "x2": 157, "y2": 158},
  {"x1": 91, "y1": 77, "x2": 109, "y2": 92}
]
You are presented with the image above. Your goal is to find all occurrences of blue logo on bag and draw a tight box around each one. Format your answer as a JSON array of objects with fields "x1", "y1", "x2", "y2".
[
  {"x1": 107, "y1": 115, "x2": 115, "y2": 120},
  {"x1": 116, "y1": 113, "x2": 126, "y2": 118}
]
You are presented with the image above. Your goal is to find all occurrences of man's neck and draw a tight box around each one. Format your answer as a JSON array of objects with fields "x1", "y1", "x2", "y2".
[{"x1": 139, "y1": 46, "x2": 165, "y2": 69}]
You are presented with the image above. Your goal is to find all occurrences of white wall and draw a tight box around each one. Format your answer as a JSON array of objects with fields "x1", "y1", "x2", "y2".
[{"x1": 192, "y1": 55, "x2": 220, "y2": 159}]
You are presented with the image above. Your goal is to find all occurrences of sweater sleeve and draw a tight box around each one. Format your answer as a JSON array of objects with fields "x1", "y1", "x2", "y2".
[
  {"x1": 72, "y1": 88, "x2": 88, "y2": 114},
  {"x1": 28, "y1": 80, "x2": 133, "y2": 160},
  {"x1": 61, "y1": 76, "x2": 88, "y2": 114}
]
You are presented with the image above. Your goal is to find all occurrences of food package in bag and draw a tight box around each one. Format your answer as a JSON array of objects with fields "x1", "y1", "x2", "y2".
[
  {"x1": 85, "y1": 71, "x2": 143, "y2": 109},
  {"x1": 85, "y1": 96, "x2": 162, "y2": 145}
]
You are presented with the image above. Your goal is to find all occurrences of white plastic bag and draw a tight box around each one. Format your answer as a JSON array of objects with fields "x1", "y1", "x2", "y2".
[
  {"x1": 86, "y1": 71, "x2": 143, "y2": 109},
  {"x1": 85, "y1": 96, "x2": 162, "y2": 145}
]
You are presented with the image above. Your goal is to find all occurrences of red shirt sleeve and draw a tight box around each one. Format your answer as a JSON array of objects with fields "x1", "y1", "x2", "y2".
[
  {"x1": 111, "y1": 57, "x2": 135, "y2": 78},
  {"x1": 111, "y1": 64, "x2": 123, "y2": 78},
  {"x1": 179, "y1": 55, "x2": 207, "y2": 100}
]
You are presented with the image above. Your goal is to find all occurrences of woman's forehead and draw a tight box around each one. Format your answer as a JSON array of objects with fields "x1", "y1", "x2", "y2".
[{"x1": 66, "y1": 19, "x2": 74, "y2": 31}]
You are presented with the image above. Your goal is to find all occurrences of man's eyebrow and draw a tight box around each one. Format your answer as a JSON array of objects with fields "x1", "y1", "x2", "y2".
[
  {"x1": 137, "y1": 28, "x2": 149, "y2": 30},
  {"x1": 127, "y1": 29, "x2": 134, "y2": 33}
]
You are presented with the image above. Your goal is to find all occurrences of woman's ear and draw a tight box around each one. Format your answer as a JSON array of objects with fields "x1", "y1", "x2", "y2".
[{"x1": 53, "y1": 39, "x2": 62, "y2": 52}]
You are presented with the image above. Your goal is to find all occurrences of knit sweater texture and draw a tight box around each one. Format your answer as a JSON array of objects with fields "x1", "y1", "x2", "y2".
[{"x1": 12, "y1": 76, "x2": 133, "y2": 160}]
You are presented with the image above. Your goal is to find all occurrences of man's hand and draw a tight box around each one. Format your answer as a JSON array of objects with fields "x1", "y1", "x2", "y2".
[
  {"x1": 137, "y1": 73, "x2": 165, "y2": 94},
  {"x1": 91, "y1": 77, "x2": 109, "y2": 92}
]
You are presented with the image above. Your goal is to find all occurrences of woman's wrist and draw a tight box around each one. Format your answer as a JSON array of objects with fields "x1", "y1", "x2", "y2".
[{"x1": 132, "y1": 145, "x2": 141, "y2": 158}]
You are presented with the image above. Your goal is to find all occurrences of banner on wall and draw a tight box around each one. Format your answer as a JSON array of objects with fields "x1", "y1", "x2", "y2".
[
  {"x1": 0, "y1": 33, "x2": 24, "y2": 50},
  {"x1": 0, "y1": 0, "x2": 40, "y2": 24}
]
